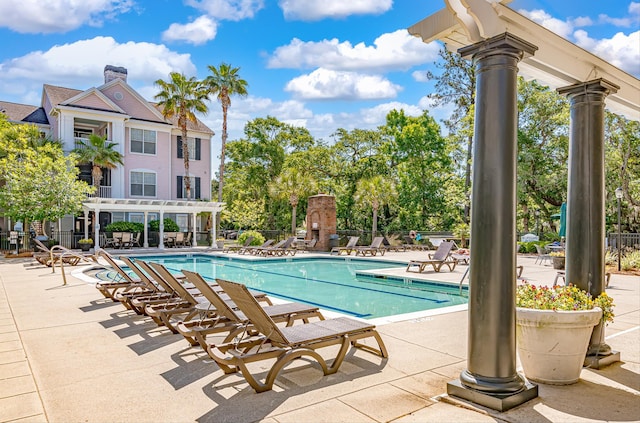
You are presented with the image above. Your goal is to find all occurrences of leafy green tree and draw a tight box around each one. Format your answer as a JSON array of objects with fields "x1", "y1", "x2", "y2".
[
  {"x1": 354, "y1": 175, "x2": 396, "y2": 239},
  {"x1": 516, "y1": 78, "x2": 569, "y2": 232},
  {"x1": 73, "y1": 134, "x2": 123, "y2": 190},
  {"x1": 605, "y1": 112, "x2": 640, "y2": 232},
  {"x1": 328, "y1": 128, "x2": 388, "y2": 229},
  {"x1": 205, "y1": 63, "x2": 249, "y2": 203},
  {"x1": 155, "y1": 72, "x2": 208, "y2": 199},
  {"x1": 426, "y1": 48, "x2": 476, "y2": 222},
  {"x1": 0, "y1": 125, "x2": 94, "y2": 225},
  {"x1": 224, "y1": 117, "x2": 316, "y2": 229},
  {"x1": 383, "y1": 110, "x2": 454, "y2": 230},
  {"x1": 269, "y1": 167, "x2": 317, "y2": 235}
]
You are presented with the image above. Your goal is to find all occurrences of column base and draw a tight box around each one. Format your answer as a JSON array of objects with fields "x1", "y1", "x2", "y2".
[
  {"x1": 584, "y1": 350, "x2": 620, "y2": 370},
  {"x1": 447, "y1": 379, "x2": 538, "y2": 412}
]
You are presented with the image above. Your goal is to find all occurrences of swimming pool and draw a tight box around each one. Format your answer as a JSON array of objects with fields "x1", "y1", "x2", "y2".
[{"x1": 131, "y1": 254, "x2": 468, "y2": 320}]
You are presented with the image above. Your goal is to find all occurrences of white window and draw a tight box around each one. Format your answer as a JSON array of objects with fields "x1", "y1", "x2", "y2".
[
  {"x1": 111, "y1": 212, "x2": 125, "y2": 223},
  {"x1": 128, "y1": 213, "x2": 144, "y2": 224},
  {"x1": 130, "y1": 171, "x2": 156, "y2": 197},
  {"x1": 130, "y1": 128, "x2": 156, "y2": 155}
]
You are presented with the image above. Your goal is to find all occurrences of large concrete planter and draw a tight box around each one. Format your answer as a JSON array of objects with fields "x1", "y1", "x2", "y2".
[{"x1": 516, "y1": 307, "x2": 602, "y2": 385}]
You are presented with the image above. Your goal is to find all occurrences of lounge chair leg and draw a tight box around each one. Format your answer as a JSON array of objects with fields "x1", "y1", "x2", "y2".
[{"x1": 249, "y1": 348, "x2": 328, "y2": 393}]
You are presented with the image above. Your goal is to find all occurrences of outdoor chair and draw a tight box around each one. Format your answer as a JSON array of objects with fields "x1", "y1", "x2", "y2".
[
  {"x1": 223, "y1": 235, "x2": 254, "y2": 253},
  {"x1": 145, "y1": 262, "x2": 211, "y2": 333},
  {"x1": 118, "y1": 232, "x2": 132, "y2": 249},
  {"x1": 354, "y1": 236, "x2": 386, "y2": 257},
  {"x1": 239, "y1": 239, "x2": 274, "y2": 255},
  {"x1": 295, "y1": 238, "x2": 317, "y2": 252},
  {"x1": 130, "y1": 232, "x2": 141, "y2": 247},
  {"x1": 177, "y1": 271, "x2": 324, "y2": 349},
  {"x1": 330, "y1": 236, "x2": 360, "y2": 255},
  {"x1": 535, "y1": 244, "x2": 551, "y2": 265},
  {"x1": 182, "y1": 232, "x2": 192, "y2": 247},
  {"x1": 402, "y1": 235, "x2": 430, "y2": 251},
  {"x1": 406, "y1": 241, "x2": 457, "y2": 273},
  {"x1": 209, "y1": 279, "x2": 388, "y2": 393},
  {"x1": 258, "y1": 237, "x2": 297, "y2": 256},
  {"x1": 32, "y1": 238, "x2": 97, "y2": 268},
  {"x1": 94, "y1": 250, "x2": 151, "y2": 303},
  {"x1": 382, "y1": 235, "x2": 405, "y2": 252}
]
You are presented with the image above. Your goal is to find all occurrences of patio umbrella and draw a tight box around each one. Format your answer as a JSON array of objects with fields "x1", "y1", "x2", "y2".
[{"x1": 559, "y1": 202, "x2": 567, "y2": 238}]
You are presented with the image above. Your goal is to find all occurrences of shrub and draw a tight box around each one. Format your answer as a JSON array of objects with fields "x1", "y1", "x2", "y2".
[
  {"x1": 237, "y1": 230, "x2": 264, "y2": 246},
  {"x1": 621, "y1": 250, "x2": 640, "y2": 271},
  {"x1": 105, "y1": 221, "x2": 144, "y2": 233},
  {"x1": 542, "y1": 232, "x2": 561, "y2": 242},
  {"x1": 148, "y1": 218, "x2": 180, "y2": 232}
]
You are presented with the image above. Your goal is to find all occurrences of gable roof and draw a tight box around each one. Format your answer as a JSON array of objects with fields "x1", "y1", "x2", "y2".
[
  {"x1": 43, "y1": 84, "x2": 83, "y2": 107},
  {"x1": 61, "y1": 87, "x2": 127, "y2": 114},
  {"x1": 0, "y1": 101, "x2": 49, "y2": 125},
  {"x1": 26, "y1": 81, "x2": 214, "y2": 136},
  {"x1": 152, "y1": 103, "x2": 214, "y2": 135}
]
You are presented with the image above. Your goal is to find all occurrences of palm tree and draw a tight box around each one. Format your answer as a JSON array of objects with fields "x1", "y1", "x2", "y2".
[
  {"x1": 354, "y1": 176, "x2": 396, "y2": 241},
  {"x1": 73, "y1": 134, "x2": 123, "y2": 193},
  {"x1": 269, "y1": 168, "x2": 316, "y2": 235},
  {"x1": 204, "y1": 63, "x2": 248, "y2": 203},
  {"x1": 154, "y1": 72, "x2": 208, "y2": 199}
]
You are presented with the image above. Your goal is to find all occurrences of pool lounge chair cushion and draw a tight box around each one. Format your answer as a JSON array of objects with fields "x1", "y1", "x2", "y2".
[{"x1": 209, "y1": 279, "x2": 388, "y2": 393}]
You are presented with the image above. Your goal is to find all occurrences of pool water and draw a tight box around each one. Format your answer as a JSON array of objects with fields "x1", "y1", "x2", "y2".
[{"x1": 132, "y1": 255, "x2": 468, "y2": 320}]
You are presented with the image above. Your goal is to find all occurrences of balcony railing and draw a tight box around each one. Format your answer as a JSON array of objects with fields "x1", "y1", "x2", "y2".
[
  {"x1": 74, "y1": 137, "x2": 114, "y2": 150},
  {"x1": 86, "y1": 186, "x2": 112, "y2": 198}
]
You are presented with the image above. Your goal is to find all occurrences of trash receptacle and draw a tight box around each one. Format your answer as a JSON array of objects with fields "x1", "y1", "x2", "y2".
[{"x1": 328, "y1": 234, "x2": 339, "y2": 249}]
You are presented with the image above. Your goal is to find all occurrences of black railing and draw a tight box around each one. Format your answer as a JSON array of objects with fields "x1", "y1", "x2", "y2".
[{"x1": 607, "y1": 233, "x2": 640, "y2": 250}]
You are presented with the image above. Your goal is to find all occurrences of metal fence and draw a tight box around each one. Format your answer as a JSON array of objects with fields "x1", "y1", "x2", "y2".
[{"x1": 607, "y1": 233, "x2": 640, "y2": 250}]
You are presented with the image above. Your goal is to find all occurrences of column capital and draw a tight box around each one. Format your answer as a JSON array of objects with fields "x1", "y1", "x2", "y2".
[
  {"x1": 458, "y1": 32, "x2": 537, "y2": 61},
  {"x1": 557, "y1": 78, "x2": 619, "y2": 99}
]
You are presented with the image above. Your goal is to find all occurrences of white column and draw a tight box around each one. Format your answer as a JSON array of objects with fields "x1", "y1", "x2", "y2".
[
  {"x1": 192, "y1": 213, "x2": 197, "y2": 247},
  {"x1": 143, "y1": 211, "x2": 149, "y2": 248},
  {"x1": 93, "y1": 208, "x2": 100, "y2": 251},
  {"x1": 158, "y1": 210, "x2": 165, "y2": 249},
  {"x1": 84, "y1": 210, "x2": 89, "y2": 239}
]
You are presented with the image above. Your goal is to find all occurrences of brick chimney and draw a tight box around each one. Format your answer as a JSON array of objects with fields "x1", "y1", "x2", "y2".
[{"x1": 104, "y1": 65, "x2": 127, "y2": 83}]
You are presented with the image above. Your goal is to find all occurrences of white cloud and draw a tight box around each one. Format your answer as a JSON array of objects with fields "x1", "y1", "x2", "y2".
[
  {"x1": 268, "y1": 30, "x2": 440, "y2": 72},
  {"x1": 285, "y1": 68, "x2": 401, "y2": 100},
  {"x1": 573, "y1": 30, "x2": 640, "y2": 75},
  {"x1": 411, "y1": 70, "x2": 430, "y2": 82},
  {"x1": 0, "y1": 37, "x2": 196, "y2": 104},
  {"x1": 0, "y1": 0, "x2": 133, "y2": 33},
  {"x1": 279, "y1": 0, "x2": 391, "y2": 21},
  {"x1": 598, "y1": 2, "x2": 640, "y2": 27},
  {"x1": 519, "y1": 9, "x2": 574, "y2": 39},
  {"x1": 162, "y1": 15, "x2": 217, "y2": 45},
  {"x1": 185, "y1": 0, "x2": 264, "y2": 21},
  {"x1": 570, "y1": 16, "x2": 593, "y2": 27}
]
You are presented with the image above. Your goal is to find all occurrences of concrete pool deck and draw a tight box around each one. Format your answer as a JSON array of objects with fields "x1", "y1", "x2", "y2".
[{"x1": 1, "y1": 249, "x2": 638, "y2": 422}]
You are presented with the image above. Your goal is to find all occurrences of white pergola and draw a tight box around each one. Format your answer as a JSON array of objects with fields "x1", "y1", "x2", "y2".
[
  {"x1": 408, "y1": 0, "x2": 640, "y2": 121},
  {"x1": 81, "y1": 198, "x2": 225, "y2": 250}
]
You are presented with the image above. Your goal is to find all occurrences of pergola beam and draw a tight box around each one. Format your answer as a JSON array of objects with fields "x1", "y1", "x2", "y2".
[{"x1": 408, "y1": 1, "x2": 640, "y2": 121}]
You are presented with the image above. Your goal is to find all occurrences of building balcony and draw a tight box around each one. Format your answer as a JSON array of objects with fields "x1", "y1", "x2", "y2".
[{"x1": 87, "y1": 186, "x2": 112, "y2": 198}]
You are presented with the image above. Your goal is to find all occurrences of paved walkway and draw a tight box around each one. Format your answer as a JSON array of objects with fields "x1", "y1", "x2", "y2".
[{"x1": 0, "y1": 251, "x2": 638, "y2": 423}]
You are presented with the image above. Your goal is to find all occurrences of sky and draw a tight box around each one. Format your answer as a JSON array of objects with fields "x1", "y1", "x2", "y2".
[{"x1": 0, "y1": 0, "x2": 638, "y2": 172}]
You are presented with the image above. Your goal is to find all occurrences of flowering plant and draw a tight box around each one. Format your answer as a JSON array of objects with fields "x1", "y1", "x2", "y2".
[
  {"x1": 78, "y1": 238, "x2": 93, "y2": 244},
  {"x1": 549, "y1": 251, "x2": 565, "y2": 257},
  {"x1": 516, "y1": 283, "x2": 614, "y2": 324}
]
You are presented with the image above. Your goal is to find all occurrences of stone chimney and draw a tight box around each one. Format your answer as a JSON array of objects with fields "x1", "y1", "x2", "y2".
[{"x1": 104, "y1": 65, "x2": 128, "y2": 84}]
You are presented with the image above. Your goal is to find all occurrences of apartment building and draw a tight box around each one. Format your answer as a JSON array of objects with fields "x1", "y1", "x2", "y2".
[{"x1": 0, "y1": 65, "x2": 215, "y2": 235}]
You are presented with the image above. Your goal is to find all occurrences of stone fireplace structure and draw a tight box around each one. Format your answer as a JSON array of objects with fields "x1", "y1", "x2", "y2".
[{"x1": 305, "y1": 194, "x2": 336, "y2": 251}]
